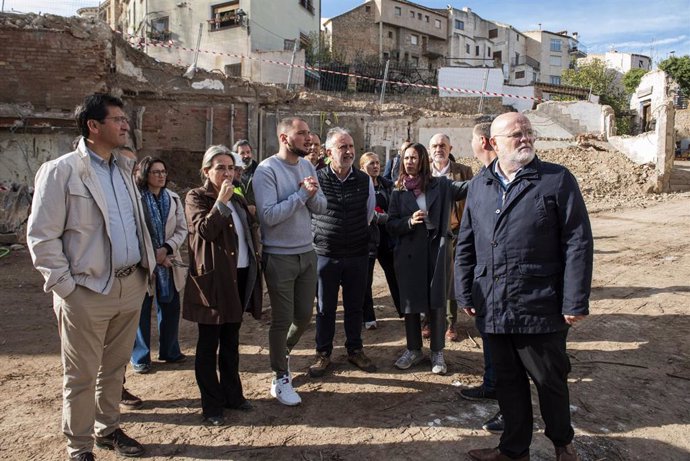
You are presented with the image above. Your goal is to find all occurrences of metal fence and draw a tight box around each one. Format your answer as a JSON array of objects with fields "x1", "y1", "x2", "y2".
[{"x1": 309, "y1": 59, "x2": 438, "y2": 96}]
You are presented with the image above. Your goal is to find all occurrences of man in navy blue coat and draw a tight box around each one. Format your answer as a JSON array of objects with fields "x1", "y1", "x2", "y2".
[{"x1": 455, "y1": 112, "x2": 593, "y2": 461}]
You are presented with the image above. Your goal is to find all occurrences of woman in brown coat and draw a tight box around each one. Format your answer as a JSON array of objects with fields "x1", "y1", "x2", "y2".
[{"x1": 183, "y1": 145, "x2": 262, "y2": 426}]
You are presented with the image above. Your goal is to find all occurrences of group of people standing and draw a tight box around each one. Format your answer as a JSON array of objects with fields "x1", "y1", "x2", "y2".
[{"x1": 27, "y1": 93, "x2": 592, "y2": 461}]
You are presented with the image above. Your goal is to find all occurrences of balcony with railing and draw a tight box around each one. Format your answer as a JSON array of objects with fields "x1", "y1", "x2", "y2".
[{"x1": 510, "y1": 56, "x2": 540, "y2": 71}]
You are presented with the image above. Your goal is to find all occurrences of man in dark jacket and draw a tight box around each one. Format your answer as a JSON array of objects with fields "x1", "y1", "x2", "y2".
[
  {"x1": 234, "y1": 139, "x2": 257, "y2": 205},
  {"x1": 309, "y1": 127, "x2": 377, "y2": 377},
  {"x1": 455, "y1": 112, "x2": 593, "y2": 461}
]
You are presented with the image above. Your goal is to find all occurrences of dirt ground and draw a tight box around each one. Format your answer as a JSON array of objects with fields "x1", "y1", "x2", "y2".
[{"x1": 1, "y1": 150, "x2": 689, "y2": 460}]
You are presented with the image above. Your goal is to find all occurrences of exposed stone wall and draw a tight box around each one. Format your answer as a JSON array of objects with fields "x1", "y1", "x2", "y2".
[
  {"x1": 0, "y1": 16, "x2": 111, "y2": 111},
  {"x1": 330, "y1": 3, "x2": 380, "y2": 62}
]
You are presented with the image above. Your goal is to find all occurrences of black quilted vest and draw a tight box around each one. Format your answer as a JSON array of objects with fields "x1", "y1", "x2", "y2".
[{"x1": 312, "y1": 167, "x2": 370, "y2": 257}]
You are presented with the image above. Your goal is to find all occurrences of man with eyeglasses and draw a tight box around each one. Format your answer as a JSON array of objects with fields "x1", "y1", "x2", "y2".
[
  {"x1": 456, "y1": 112, "x2": 592, "y2": 461},
  {"x1": 27, "y1": 93, "x2": 155, "y2": 461}
]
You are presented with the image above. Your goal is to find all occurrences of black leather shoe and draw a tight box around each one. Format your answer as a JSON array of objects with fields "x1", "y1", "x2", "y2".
[
  {"x1": 95, "y1": 428, "x2": 144, "y2": 457},
  {"x1": 74, "y1": 453, "x2": 95, "y2": 461},
  {"x1": 203, "y1": 415, "x2": 225, "y2": 426},
  {"x1": 226, "y1": 399, "x2": 253, "y2": 412},
  {"x1": 120, "y1": 388, "x2": 143, "y2": 409},
  {"x1": 482, "y1": 411, "x2": 505, "y2": 434},
  {"x1": 459, "y1": 384, "x2": 497, "y2": 401}
]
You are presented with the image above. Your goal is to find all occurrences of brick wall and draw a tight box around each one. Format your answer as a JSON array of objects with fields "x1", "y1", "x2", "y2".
[
  {"x1": 330, "y1": 3, "x2": 380, "y2": 61},
  {"x1": 0, "y1": 28, "x2": 109, "y2": 111},
  {"x1": 133, "y1": 100, "x2": 249, "y2": 188}
]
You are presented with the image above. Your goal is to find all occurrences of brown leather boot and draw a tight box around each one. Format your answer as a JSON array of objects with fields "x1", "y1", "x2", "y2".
[
  {"x1": 467, "y1": 447, "x2": 529, "y2": 461},
  {"x1": 555, "y1": 443, "x2": 579, "y2": 461}
]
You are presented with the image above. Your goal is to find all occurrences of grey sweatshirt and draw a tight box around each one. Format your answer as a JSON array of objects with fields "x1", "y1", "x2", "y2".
[{"x1": 253, "y1": 154, "x2": 327, "y2": 254}]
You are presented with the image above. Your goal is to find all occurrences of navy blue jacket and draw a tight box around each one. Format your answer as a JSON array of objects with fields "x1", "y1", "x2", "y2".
[{"x1": 455, "y1": 157, "x2": 593, "y2": 334}]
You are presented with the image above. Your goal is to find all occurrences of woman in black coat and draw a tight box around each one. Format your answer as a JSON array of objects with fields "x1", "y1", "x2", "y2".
[{"x1": 386, "y1": 143, "x2": 467, "y2": 374}]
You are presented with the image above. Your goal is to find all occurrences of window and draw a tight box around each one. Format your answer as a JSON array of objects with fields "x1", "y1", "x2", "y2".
[
  {"x1": 516, "y1": 34, "x2": 519, "y2": 41},
  {"x1": 410, "y1": 10, "x2": 415, "y2": 18},
  {"x1": 394, "y1": 6, "x2": 401, "y2": 16},
  {"x1": 418, "y1": 13, "x2": 422, "y2": 20},
  {"x1": 365, "y1": 5, "x2": 370, "y2": 12},
  {"x1": 489, "y1": 28, "x2": 497, "y2": 39},
  {"x1": 475, "y1": 45, "x2": 480, "y2": 56},
  {"x1": 455, "y1": 19, "x2": 464, "y2": 30},
  {"x1": 411, "y1": 56, "x2": 419, "y2": 66},
  {"x1": 299, "y1": 0, "x2": 314, "y2": 14},
  {"x1": 299, "y1": 32, "x2": 310, "y2": 50},
  {"x1": 410, "y1": 34, "x2": 418, "y2": 45},
  {"x1": 210, "y1": 1, "x2": 240, "y2": 30},
  {"x1": 549, "y1": 55, "x2": 562, "y2": 67},
  {"x1": 466, "y1": 44, "x2": 470, "y2": 54},
  {"x1": 550, "y1": 75, "x2": 561, "y2": 85},
  {"x1": 434, "y1": 19, "x2": 441, "y2": 28},
  {"x1": 488, "y1": 47, "x2": 491, "y2": 57},
  {"x1": 638, "y1": 60, "x2": 644, "y2": 68},
  {"x1": 150, "y1": 16, "x2": 169, "y2": 40},
  {"x1": 284, "y1": 39, "x2": 296, "y2": 51},
  {"x1": 225, "y1": 63, "x2": 241, "y2": 77},
  {"x1": 532, "y1": 72, "x2": 538, "y2": 82},
  {"x1": 383, "y1": 52, "x2": 390, "y2": 60},
  {"x1": 425, "y1": 15, "x2": 429, "y2": 22},
  {"x1": 550, "y1": 39, "x2": 562, "y2": 52},
  {"x1": 388, "y1": 31, "x2": 393, "y2": 39},
  {"x1": 515, "y1": 70, "x2": 525, "y2": 79}
]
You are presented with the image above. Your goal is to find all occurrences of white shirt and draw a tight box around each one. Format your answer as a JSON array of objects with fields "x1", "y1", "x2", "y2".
[{"x1": 226, "y1": 200, "x2": 250, "y2": 268}]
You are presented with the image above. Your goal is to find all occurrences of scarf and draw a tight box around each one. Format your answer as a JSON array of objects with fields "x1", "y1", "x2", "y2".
[
  {"x1": 142, "y1": 188, "x2": 173, "y2": 303},
  {"x1": 403, "y1": 175, "x2": 423, "y2": 197}
]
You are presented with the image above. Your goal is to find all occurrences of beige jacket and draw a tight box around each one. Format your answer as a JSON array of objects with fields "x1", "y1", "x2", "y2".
[{"x1": 27, "y1": 138, "x2": 155, "y2": 299}]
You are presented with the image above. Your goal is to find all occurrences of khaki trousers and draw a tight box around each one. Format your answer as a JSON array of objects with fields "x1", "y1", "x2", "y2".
[{"x1": 54, "y1": 268, "x2": 147, "y2": 459}]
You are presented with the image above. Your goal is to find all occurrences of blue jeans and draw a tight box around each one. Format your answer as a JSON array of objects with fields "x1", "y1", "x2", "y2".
[
  {"x1": 315, "y1": 254, "x2": 368, "y2": 356},
  {"x1": 131, "y1": 291, "x2": 182, "y2": 365},
  {"x1": 481, "y1": 332, "x2": 496, "y2": 392}
]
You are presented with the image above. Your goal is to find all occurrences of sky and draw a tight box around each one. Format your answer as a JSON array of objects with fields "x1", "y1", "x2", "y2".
[{"x1": 4, "y1": 0, "x2": 688, "y2": 64}]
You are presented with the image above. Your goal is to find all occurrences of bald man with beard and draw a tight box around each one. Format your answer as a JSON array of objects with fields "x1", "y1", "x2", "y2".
[{"x1": 456, "y1": 113, "x2": 592, "y2": 461}]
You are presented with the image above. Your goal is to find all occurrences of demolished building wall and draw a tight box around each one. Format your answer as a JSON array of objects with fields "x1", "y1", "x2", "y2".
[{"x1": 608, "y1": 70, "x2": 676, "y2": 192}]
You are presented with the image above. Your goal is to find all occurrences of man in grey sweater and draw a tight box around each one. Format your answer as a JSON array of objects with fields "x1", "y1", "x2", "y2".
[{"x1": 253, "y1": 117, "x2": 327, "y2": 406}]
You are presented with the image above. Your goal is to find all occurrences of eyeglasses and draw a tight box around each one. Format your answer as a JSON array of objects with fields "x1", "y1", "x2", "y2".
[
  {"x1": 149, "y1": 170, "x2": 168, "y2": 176},
  {"x1": 493, "y1": 130, "x2": 535, "y2": 140},
  {"x1": 103, "y1": 116, "x2": 130, "y2": 124}
]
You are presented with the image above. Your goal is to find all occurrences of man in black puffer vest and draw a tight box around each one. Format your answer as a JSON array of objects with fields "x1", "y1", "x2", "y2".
[{"x1": 308, "y1": 127, "x2": 377, "y2": 377}]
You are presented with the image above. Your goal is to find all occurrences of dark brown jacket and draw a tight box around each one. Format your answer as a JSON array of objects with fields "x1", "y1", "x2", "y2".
[
  {"x1": 448, "y1": 162, "x2": 474, "y2": 232},
  {"x1": 182, "y1": 181, "x2": 262, "y2": 324}
]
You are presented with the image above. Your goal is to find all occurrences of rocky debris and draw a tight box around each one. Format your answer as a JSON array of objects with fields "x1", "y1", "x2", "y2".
[{"x1": 455, "y1": 144, "x2": 674, "y2": 213}]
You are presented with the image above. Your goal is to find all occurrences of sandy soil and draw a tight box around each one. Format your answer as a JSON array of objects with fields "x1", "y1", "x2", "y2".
[{"x1": 1, "y1": 156, "x2": 689, "y2": 460}]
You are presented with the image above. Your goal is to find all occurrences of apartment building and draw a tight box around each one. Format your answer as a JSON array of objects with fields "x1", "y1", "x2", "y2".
[
  {"x1": 523, "y1": 29, "x2": 585, "y2": 85},
  {"x1": 102, "y1": 0, "x2": 320, "y2": 84},
  {"x1": 444, "y1": 7, "x2": 538, "y2": 85},
  {"x1": 580, "y1": 51, "x2": 652, "y2": 74},
  {"x1": 324, "y1": 0, "x2": 447, "y2": 69}
]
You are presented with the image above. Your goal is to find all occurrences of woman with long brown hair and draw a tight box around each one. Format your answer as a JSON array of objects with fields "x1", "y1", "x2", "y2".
[{"x1": 386, "y1": 143, "x2": 468, "y2": 375}]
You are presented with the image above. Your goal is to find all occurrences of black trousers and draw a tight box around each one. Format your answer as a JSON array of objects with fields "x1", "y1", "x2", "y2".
[
  {"x1": 195, "y1": 322, "x2": 243, "y2": 418},
  {"x1": 487, "y1": 330, "x2": 574, "y2": 458},
  {"x1": 195, "y1": 268, "x2": 247, "y2": 418},
  {"x1": 404, "y1": 309, "x2": 445, "y2": 352}
]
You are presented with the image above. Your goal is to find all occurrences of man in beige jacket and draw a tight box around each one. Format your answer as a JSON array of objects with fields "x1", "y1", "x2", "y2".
[{"x1": 27, "y1": 94, "x2": 155, "y2": 461}]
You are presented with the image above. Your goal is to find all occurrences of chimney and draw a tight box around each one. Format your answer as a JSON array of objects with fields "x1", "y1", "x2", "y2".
[{"x1": 573, "y1": 32, "x2": 579, "y2": 40}]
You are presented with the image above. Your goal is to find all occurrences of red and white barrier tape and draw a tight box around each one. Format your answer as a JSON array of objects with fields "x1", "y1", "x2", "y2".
[{"x1": 117, "y1": 32, "x2": 541, "y2": 102}]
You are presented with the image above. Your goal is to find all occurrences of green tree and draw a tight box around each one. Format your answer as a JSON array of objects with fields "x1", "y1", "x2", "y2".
[
  {"x1": 562, "y1": 58, "x2": 631, "y2": 133},
  {"x1": 658, "y1": 55, "x2": 690, "y2": 98},
  {"x1": 622, "y1": 68, "x2": 648, "y2": 95}
]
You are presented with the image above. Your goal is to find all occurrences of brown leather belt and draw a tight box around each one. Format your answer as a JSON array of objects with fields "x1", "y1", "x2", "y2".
[{"x1": 115, "y1": 264, "x2": 139, "y2": 278}]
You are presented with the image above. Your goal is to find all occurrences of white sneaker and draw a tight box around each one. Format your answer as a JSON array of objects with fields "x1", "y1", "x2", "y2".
[
  {"x1": 364, "y1": 321, "x2": 378, "y2": 330},
  {"x1": 431, "y1": 351, "x2": 447, "y2": 375},
  {"x1": 270, "y1": 375, "x2": 301, "y2": 406}
]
